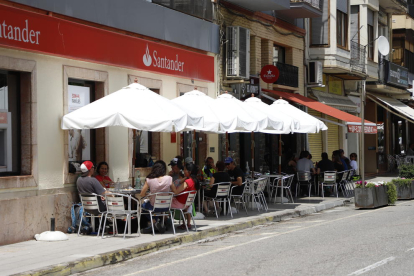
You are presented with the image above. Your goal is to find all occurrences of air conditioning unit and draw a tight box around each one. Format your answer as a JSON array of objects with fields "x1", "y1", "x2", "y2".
[
  {"x1": 226, "y1": 26, "x2": 250, "y2": 79},
  {"x1": 308, "y1": 61, "x2": 323, "y2": 85}
]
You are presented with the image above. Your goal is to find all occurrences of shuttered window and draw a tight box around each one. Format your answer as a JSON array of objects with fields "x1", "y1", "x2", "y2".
[
  {"x1": 327, "y1": 116, "x2": 340, "y2": 156},
  {"x1": 311, "y1": 0, "x2": 329, "y2": 45},
  {"x1": 337, "y1": 0, "x2": 348, "y2": 48},
  {"x1": 367, "y1": 9, "x2": 374, "y2": 60},
  {"x1": 308, "y1": 109, "x2": 323, "y2": 162},
  {"x1": 350, "y1": 5, "x2": 359, "y2": 43}
]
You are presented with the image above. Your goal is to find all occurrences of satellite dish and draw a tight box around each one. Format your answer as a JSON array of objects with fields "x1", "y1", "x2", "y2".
[{"x1": 378, "y1": 36, "x2": 390, "y2": 56}]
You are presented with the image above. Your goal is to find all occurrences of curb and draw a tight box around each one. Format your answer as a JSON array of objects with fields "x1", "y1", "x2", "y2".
[{"x1": 14, "y1": 199, "x2": 347, "y2": 276}]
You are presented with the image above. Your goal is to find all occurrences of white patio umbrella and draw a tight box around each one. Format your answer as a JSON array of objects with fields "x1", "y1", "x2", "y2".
[
  {"x1": 243, "y1": 97, "x2": 300, "y2": 134},
  {"x1": 62, "y1": 83, "x2": 203, "y2": 132},
  {"x1": 171, "y1": 90, "x2": 220, "y2": 132},
  {"x1": 270, "y1": 99, "x2": 327, "y2": 133}
]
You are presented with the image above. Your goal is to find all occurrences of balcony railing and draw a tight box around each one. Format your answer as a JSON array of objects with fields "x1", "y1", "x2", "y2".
[
  {"x1": 291, "y1": 0, "x2": 322, "y2": 10},
  {"x1": 350, "y1": 41, "x2": 366, "y2": 74},
  {"x1": 273, "y1": 62, "x2": 299, "y2": 87}
]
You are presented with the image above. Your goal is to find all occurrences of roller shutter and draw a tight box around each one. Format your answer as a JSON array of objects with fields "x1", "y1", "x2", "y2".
[
  {"x1": 308, "y1": 109, "x2": 323, "y2": 162},
  {"x1": 327, "y1": 116, "x2": 340, "y2": 156}
]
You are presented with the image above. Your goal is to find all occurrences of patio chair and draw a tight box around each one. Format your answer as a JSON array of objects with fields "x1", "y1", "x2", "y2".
[
  {"x1": 230, "y1": 181, "x2": 249, "y2": 215},
  {"x1": 171, "y1": 191, "x2": 197, "y2": 233},
  {"x1": 296, "y1": 171, "x2": 313, "y2": 197},
  {"x1": 338, "y1": 171, "x2": 349, "y2": 197},
  {"x1": 141, "y1": 192, "x2": 175, "y2": 236},
  {"x1": 78, "y1": 193, "x2": 107, "y2": 237},
  {"x1": 249, "y1": 178, "x2": 268, "y2": 212},
  {"x1": 270, "y1": 174, "x2": 295, "y2": 204},
  {"x1": 346, "y1": 169, "x2": 355, "y2": 196},
  {"x1": 204, "y1": 182, "x2": 232, "y2": 219},
  {"x1": 320, "y1": 171, "x2": 338, "y2": 198},
  {"x1": 101, "y1": 193, "x2": 140, "y2": 239}
]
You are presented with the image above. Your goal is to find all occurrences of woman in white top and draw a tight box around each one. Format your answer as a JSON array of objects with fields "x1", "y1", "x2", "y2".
[{"x1": 350, "y1": 153, "x2": 358, "y2": 175}]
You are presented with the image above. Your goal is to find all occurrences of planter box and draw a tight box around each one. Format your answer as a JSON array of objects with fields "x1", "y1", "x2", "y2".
[
  {"x1": 396, "y1": 180, "x2": 414, "y2": 199},
  {"x1": 355, "y1": 186, "x2": 388, "y2": 208}
]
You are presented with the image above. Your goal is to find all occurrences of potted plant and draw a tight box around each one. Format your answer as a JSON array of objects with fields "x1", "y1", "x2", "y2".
[
  {"x1": 391, "y1": 178, "x2": 414, "y2": 199},
  {"x1": 355, "y1": 181, "x2": 396, "y2": 208}
]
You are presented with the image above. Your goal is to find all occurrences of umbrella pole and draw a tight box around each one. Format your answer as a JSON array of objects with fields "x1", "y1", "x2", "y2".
[
  {"x1": 192, "y1": 130, "x2": 196, "y2": 162},
  {"x1": 251, "y1": 132, "x2": 255, "y2": 178},
  {"x1": 279, "y1": 134, "x2": 282, "y2": 174},
  {"x1": 226, "y1": 132, "x2": 229, "y2": 157},
  {"x1": 132, "y1": 129, "x2": 137, "y2": 187}
]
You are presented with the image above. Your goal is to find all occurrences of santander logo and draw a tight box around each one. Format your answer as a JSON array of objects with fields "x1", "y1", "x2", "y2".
[
  {"x1": 142, "y1": 44, "x2": 185, "y2": 72},
  {"x1": 143, "y1": 45, "x2": 152, "y2": 66}
]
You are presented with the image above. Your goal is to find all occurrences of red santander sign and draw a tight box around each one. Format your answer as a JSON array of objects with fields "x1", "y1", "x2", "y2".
[
  {"x1": 260, "y1": 65, "x2": 279, "y2": 84},
  {"x1": 0, "y1": 4, "x2": 214, "y2": 82}
]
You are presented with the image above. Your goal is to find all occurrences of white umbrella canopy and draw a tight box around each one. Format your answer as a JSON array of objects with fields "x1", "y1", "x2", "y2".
[
  {"x1": 62, "y1": 83, "x2": 202, "y2": 132},
  {"x1": 171, "y1": 90, "x2": 220, "y2": 132},
  {"x1": 270, "y1": 99, "x2": 327, "y2": 133},
  {"x1": 210, "y1": 93, "x2": 268, "y2": 132},
  {"x1": 243, "y1": 97, "x2": 300, "y2": 134}
]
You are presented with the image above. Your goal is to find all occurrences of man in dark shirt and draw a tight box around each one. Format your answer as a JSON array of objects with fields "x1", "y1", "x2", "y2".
[
  {"x1": 316, "y1": 152, "x2": 335, "y2": 174},
  {"x1": 77, "y1": 160, "x2": 108, "y2": 211},
  {"x1": 225, "y1": 157, "x2": 245, "y2": 195}
]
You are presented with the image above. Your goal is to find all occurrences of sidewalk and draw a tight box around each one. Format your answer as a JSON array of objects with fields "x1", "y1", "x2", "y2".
[{"x1": 2, "y1": 195, "x2": 351, "y2": 276}]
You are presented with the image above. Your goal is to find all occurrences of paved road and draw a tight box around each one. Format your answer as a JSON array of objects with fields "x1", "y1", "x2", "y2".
[{"x1": 78, "y1": 200, "x2": 414, "y2": 276}]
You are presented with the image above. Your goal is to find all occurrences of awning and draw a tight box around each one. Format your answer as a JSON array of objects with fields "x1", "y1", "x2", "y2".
[
  {"x1": 367, "y1": 93, "x2": 414, "y2": 124},
  {"x1": 311, "y1": 90, "x2": 358, "y2": 113},
  {"x1": 263, "y1": 89, "x2": 377, "y2": 134}
]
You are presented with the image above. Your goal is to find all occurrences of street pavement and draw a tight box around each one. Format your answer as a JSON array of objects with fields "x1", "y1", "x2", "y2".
[
  {"x1": 77, "y1": 199, "x2": 414, "y2": 276},
  {"x1": 0, "y1": 174, "x2": 402, "y2": 276}
]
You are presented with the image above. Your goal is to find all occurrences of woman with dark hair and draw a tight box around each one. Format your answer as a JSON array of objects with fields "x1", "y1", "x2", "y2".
[
  {"x1": 140, "y1": 160, "x2": 177, "y2": 233},
  {"x1": 171, "y1": 162, "x2": 200, "y2": 230},
  {"x1": 332, "y1": 152, "x2": 344, "y2": 172},
  {"x1": 94, "y1": 161, "x2": 113, "y2": 188}
]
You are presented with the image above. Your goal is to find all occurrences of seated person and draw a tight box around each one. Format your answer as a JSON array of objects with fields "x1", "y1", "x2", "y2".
[
  {"x1": 94, "y1": 161, "x2": 113, "y2": 188},
  {"x1": 225, "y1": 157, "x2": 245, "y2": 196},
  {"x1": 203, "y1": 157, "x2": 217, "y2": 181},
  {"x1": 77, "y1": 161, "x2": 109, "y2": 212},
  {"x1": 317, "y1": 152, "x2": 335, "y2": 174},
  {"x1": 296, "y1": 151, "x2": 316, "y2": 174},
  {"x1": 203, "y1": 161, "x2": 230, "y2": 215},
  {"x1": 350, "y1": 153, "x2": 358, "y2": 175},
  {"x1": 171, "y1": 162, "x2": 200, "y2": 229},
  {"x1": 140, "y1": 160, "x2": 177, "y2": 233},
  {"x1": 332, "y1": 151, "x2": 345, "y2": 172}
]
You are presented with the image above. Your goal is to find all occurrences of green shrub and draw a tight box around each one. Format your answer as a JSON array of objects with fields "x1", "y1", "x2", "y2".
[
  {"x1": 386, "y1": 182, "x2": 397, "y2": 205},
  {"x1": 391, "y1": 178, "x2": 412, "y2": 187},
  {"x1": 398, "y1": 164, "x2": 414, "y2": 179}
]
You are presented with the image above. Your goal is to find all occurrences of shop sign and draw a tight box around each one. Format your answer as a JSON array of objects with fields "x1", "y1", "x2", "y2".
[
  {"x1": 386, "y1": 62, "x2": 408, "y2": 88},
  {"x1": 230, "y1": 76, "x2": 260, "y2": 100},
  {"x1": 260, "y1": 65, "x2": 279, "y2": 83},
  {"x1": 347, "y1": 125, "x2": 377, "y2": 134},
  {"x1": 0, "y1": 4, "x2": 214, "y2": 82}
]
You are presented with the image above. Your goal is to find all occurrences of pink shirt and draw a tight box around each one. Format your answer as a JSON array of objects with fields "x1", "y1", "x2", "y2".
[{"x1": 146, "y1": 175, "x2": 172, "y2": 206}]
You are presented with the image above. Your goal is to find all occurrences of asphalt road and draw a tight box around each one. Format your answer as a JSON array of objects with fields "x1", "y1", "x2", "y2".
[{"x1": 78, "y1": 200, "x2": 414, "y2": 276}]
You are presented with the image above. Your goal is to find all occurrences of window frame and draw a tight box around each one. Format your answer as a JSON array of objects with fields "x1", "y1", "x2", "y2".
[{"x1": 337, "y1": 10, "x2": 348, "y2": 50}]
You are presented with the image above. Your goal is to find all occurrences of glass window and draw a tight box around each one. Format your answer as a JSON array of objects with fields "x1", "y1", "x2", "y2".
[
  {"x1": 368, "y1": 24, "x2": 374, "y2": 60},
  {"x1": 337, "y1": 10, "x2": 348, "y2": 48},
  {"x1": 273, "y1": 45, "x2": 285, "y2": 65}
]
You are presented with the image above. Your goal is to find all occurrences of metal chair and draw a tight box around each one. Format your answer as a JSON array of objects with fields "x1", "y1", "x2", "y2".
[
  {"x1": 320, "y1": 171, "x2": 338, "y2": 198},
  {"x1": 296, "y1": 171, "x2": 313, "y2": 197},
  {"x1": 171, "y1": 191, "x2": 197, "y2": 233},
  {"x1": 338, "y1": 170, "x2": 349, "y2": 197},
  {"x1": 203, "y1": 182, "x2": 232, "y2": 218},
  {"x1": 271, "y1": 174, "x2": 295, "y2": 204},
  {"x1": 78, "y1": 193, "x2": 107, "y2": 237},
  {"x1": 249, "y1": 178, "x2": 268, "y2": 212},
  {"x1": 345, "y1": 169, "x2": 355, "y2": 196},
  {"x1": 101, "y1": 193, "x2": 140, "y2": 239},
  {"x1": 230, "y1": 181, "x2": 249, "y2": 215},
  {"x1": 141, "y1": 192, "x2": 175, "y2": 236}
]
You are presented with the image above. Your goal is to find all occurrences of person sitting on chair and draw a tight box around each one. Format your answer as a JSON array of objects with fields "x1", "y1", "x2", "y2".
[
  {"x1": 202, "y1": 157, "x2": 217, "y2": 181},
  {"x1": 225, "y1": 157, "x2": 245, "y2": 196},
  {"x1": 203, "y1": 161, "x2": 230, "y2": 216},
  {"x1": 94, "y1": 161, "x2": 113, "y2": 188}
]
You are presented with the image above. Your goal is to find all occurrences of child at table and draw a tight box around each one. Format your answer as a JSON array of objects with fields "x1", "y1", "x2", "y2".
[{"x1": 173, "y1": 169, "x2": 185, "y2": 188}]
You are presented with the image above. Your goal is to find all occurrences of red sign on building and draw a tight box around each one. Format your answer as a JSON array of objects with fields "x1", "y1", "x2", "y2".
[
  {"x1": 0, "y1": 4, "x2": 215, "y2": 82},
  {"x1": 347, "y1": 125, "x2": 377, "y2": 134},
  {"x1": 260, "y1": 65, "x2": 279, "y2": 83}
]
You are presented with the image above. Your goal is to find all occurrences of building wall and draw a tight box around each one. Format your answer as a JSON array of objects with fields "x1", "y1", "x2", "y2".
[{"x1": 0, "y1": 45, "x2": 217, "y2": 244}]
